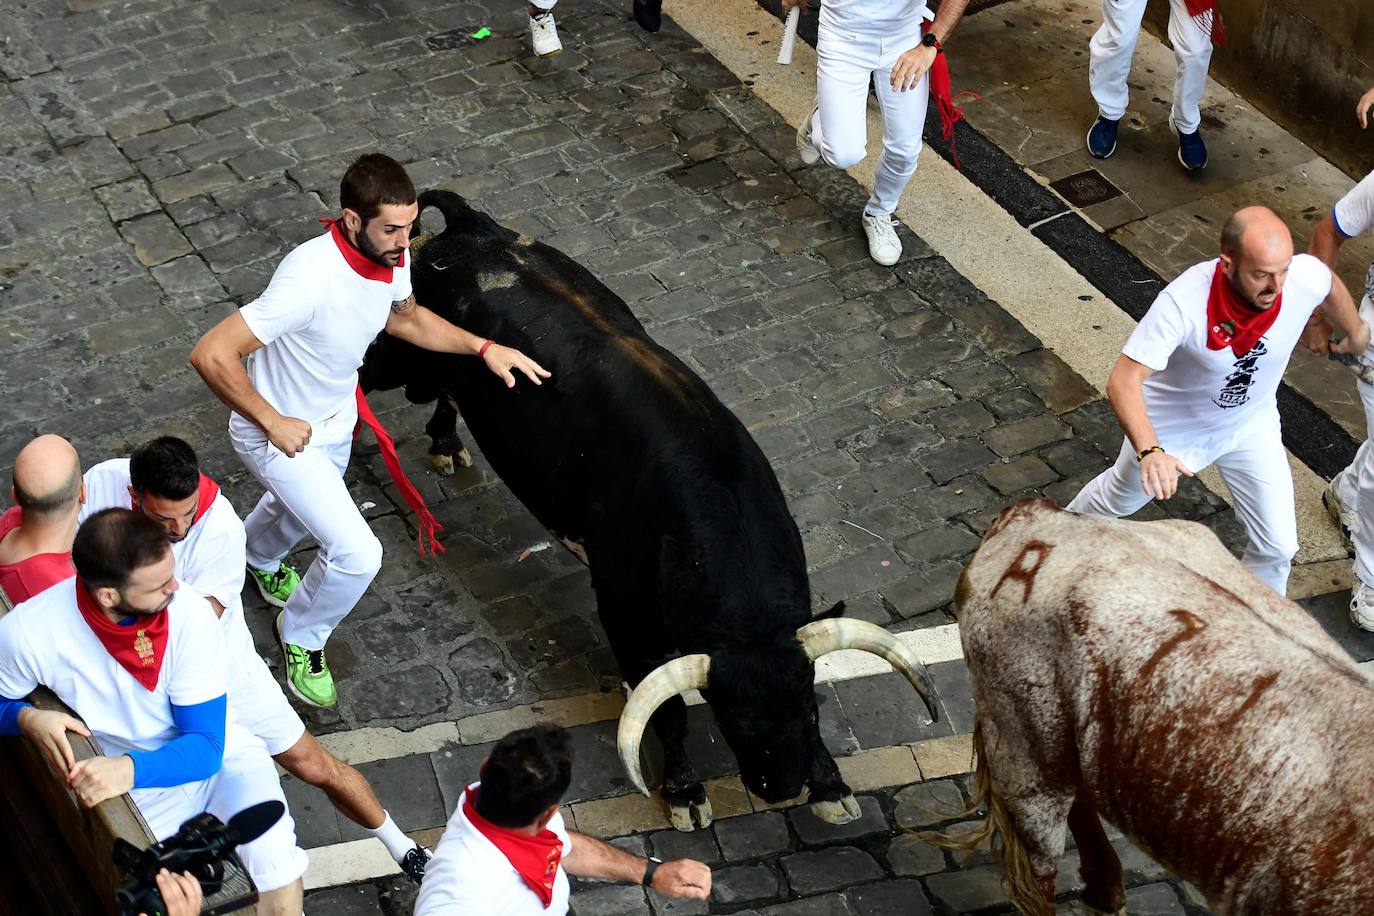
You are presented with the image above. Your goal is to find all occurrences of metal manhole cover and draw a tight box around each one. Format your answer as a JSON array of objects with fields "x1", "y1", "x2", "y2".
[{"x1": 1050, "y1": 169, "x2": 1123, "y2": 208}]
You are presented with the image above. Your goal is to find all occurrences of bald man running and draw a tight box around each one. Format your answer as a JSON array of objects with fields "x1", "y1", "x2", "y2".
[
  {"x1": 1067, "y1": 206, "x2": 1371, "y2": 595},
  {"x1": 0, "y1": 436, "x2": 83, "y2": 603}
]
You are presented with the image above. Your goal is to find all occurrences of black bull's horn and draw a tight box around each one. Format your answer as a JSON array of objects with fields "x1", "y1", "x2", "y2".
[{"x1": 615, "y1": 619, "x2": 940, "y2": 797}]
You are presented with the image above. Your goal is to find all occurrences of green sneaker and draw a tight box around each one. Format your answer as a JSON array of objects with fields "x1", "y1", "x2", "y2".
[
  {"x1": 249, "y1": 563, "x2": 300, "y2": 608},
  {"x1": 274, "y1": 611, "x2": 337, "y2": 708}
]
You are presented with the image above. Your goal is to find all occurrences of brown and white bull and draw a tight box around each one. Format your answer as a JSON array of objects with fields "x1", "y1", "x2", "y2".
[{"x1": 952, "y1": 497, "x2": 1374, "y2": 915}]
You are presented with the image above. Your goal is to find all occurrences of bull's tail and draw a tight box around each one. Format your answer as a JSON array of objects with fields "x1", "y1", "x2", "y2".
[{"x1": 923, "y1": 722, "x2": 1052, "y2": 916}]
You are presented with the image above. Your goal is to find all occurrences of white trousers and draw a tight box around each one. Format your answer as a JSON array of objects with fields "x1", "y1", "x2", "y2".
[
  {"x1": 531, "y1": 0, "x2": 557, "y2": 9},
  {"x1": 812, "y1": 23, "x2": 930, "y2": 217},
  {"x1": 233, "y1": 410, "x2": 383, "y2": 651},
  {"x1": 133, "y1": 735, "x2": 309, "y2": 893},
  {"x1": 1332, "y1": 301, "x2": 1374, "y2": 582},
  {"x1": 1067, "y1": 428, "x2": 1299, "y2": 595},
  {"x1": 230, "y1": 647, "x2": 307, "y2": 756},
  {"x1": 1089, "y1": 0, "x2": 1213, "y2": 133}
]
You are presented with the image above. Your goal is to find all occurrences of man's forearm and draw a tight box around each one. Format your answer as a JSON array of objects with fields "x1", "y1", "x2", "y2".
[
  {"x1": 387, "y1": 306, "x2": 486, "y2": 355},
  {"x1": 564, "y1": 831, "x2": 650, "y2": 884},
  {"x1": 189, "y1": 348, "x2": 282, "y2": 435},
  {"x1": 1106, "y1": 375, "x2": 1158, "y2": 454},
  {"x1": 1309, "y1": 214, "x2": 1345, "y2": 270},
  {"x1": 1320, "y1": 271, "x2": 1364, "y2": 339},
  {"x1": 930, "y1": 0, "x2": 970, "y2": 42}
]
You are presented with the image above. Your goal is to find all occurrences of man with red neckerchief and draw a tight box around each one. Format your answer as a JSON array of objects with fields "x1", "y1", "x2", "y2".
[
  {"x1": 416, "y1": 725, "x2": 711, "y2": 915},
  {"x1": 80, "y1": 436, "x2": 434, "y2": 882},
  {"x1": 0, "y1": 508, "x2": 308, "y2": 914},
  {"x1": 1066, "y1": 206, "x2": 1370, "y2": 596},
  {"x1": 0, "y1": 435, "x2": 83, "y2": 604},
  {"x1": 191, "y1": 153, "x2": 551, "y2": 709}
]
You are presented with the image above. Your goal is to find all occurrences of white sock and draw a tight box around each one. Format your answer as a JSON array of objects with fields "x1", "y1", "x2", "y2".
[{"x1": 368, "y1": 812, "x2": 417, "y2": 862}]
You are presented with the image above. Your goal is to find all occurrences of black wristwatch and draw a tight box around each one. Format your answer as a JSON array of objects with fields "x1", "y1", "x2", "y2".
[
  {"x1": 922, "y1": 32, "x2": 942, "y2": 50},
  {"x1": 642, "y1": 856, "x2": 662, "y2": 888}
]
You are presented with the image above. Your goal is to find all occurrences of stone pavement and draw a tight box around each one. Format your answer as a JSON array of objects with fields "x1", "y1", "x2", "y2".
[{"x1": 2, "y1": 0, "x2": 1373, "y2": 913}]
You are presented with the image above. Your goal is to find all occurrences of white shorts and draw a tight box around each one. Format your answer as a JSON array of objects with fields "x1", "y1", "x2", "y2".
[
  {"x1": 229, "y1": 649, "x2": 306, "y2": 758},
  {"x1": 132, "y1": 732, "x2": 309, "y2": 893}
]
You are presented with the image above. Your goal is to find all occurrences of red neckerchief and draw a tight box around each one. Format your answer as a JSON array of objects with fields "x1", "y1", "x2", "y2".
[
  {"x1": 1183, "y1": 0, "x2": 1226, "y2": 45},
  {"x1": 923, "y1": 23, "x2": 980, "y2": 167},
  {"x1": 1205, "y1": 261, "x2": 1281, "y2": 357},
  {"x1": 462, "y1": 786, "x2": 562, "y2": 908},
  {"x1": 318, "y1": 218, "x2": 405, "y2": 282},
  {"x1": 353, "y1": 387, "x2": 444, "y2": 556},
  {"x1": 74, "y1": 579, "x2": 169, "y2": 692},
  {"x1": 130, "y1": 474, "x2": 220, "y2": 528}
]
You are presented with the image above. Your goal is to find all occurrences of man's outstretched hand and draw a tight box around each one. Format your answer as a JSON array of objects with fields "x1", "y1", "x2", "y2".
[{"x1": 482, "y1": 343, "x2": 552, "y2": 388}]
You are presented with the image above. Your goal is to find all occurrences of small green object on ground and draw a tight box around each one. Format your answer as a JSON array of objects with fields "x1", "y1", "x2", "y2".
[{"x1": 472, "y1": 26, "x2": 492, "y2": 39}]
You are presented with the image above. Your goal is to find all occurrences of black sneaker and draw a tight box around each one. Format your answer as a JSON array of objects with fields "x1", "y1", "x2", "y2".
[
  {"x1": 633, "y1": 0, "x2": 663, "y2": 32},
  {"x1": 400, "y1": 845, "x2": 432, "y2": 885}
]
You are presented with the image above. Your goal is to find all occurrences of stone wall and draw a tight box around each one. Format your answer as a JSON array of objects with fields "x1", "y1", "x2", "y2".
[{"x1": 1145, "y1": 0, "x2": 1374, "y2": 179}]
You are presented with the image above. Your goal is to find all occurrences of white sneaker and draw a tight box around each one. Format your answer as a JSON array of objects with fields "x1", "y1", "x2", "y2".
[
  {"x1": 1351, "y1": 575, "x2": 1374, "y2": 632},
  {"x1": 861, "y1": 212, "x2": 901, "y2": 266},
  {"x1": 1323, "y1": 480, "x2": 1355, "y2": 555},
  {"x1": 796, "y1": 99, "x2": 820, "y2": 166},
  {"x1": 529, "y1": 11, "x2": 562, "y2": 58}
]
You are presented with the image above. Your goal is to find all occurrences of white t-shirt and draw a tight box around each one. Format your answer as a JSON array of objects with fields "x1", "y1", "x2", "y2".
[
  {"x1": 1121, "y1": 255, "x2": 1332, "y2": 459},
  {"x1": 820, "y1": 0, "x2": 933, "y2": 34},
  {"x1": 415, "y1": 782, "x2": 574, "y2": 916},
  {"x1": 229, "y1": 228, "x2": 411, "y2": 441},
  {"x1": 1332, "y1": 168, "x2": 1374, "y2": 307},
  {"x1": 0, "y1": 580, "x2": 234, "y2": 759},
  {"x1": 78, "y1": 459, "x2": 255, "y2": 667}
]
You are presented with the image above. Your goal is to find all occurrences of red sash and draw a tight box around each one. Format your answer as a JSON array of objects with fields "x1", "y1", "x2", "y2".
[
  {"x1": 75, "y1": 579, "x2": 169, "y2": 692},
  {"x1": 353, "y1": 387, "x2": 445, "y2": 556},
  {"x1": 463, "y1": 787, "x2": 563, "y2": 908},
  {"x1": 319, "y1": 218, "x2": 405, "y2": 282},
  {"x1": 1183, "y1": 0, "x2": 1226, "y2": 45},
  {"x1": 1205, "y1": 261, "x2": 1281, "y2": 357},
  {"x1": 924, "y1": 23, "x2": 980, "y2": 167}
]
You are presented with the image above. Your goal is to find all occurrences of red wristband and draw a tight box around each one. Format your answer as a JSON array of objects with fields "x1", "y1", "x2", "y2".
[{"x1": 478, "y1": 339, "x2": 494, "y2": 358}]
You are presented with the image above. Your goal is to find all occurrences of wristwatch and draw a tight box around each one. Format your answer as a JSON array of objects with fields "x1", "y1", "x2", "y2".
[
  {"x1": 921, "y1": 32, "x2": 942, "y2": 50},
  {"x1": 642, "y1": 856, "x2": 662, "y2": 888}
]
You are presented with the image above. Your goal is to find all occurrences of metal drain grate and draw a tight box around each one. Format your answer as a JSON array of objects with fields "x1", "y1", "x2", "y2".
[{"x1": 1050, "y1": 169, "x2": 1123, "y2": 208}]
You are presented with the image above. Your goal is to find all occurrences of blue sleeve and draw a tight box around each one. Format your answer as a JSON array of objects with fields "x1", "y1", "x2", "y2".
[
  {"x1": 126, "y1": 694, "x2": 227, "y2": 789},
  {"x1": 0, "y1": 697, "x2": 33, "y2": 736}
]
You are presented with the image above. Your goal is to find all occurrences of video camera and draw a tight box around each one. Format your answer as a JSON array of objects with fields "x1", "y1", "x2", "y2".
[{"x1": 113, "y1": 800, "x2": 283, "y2": 916}]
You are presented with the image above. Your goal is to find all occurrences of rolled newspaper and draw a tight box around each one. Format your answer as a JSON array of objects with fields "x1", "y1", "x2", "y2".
[
  {"x1": 1329, "y1": 338, "x2": 1374, "y2": 385},
  {"x1": 777, "y1": 6, "x2": 800, "y2": 65}
]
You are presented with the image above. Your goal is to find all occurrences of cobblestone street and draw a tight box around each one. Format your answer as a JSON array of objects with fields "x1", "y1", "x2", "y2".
[{"x1": 2, "y1": 0, "x2": 1373, "y2": 913}]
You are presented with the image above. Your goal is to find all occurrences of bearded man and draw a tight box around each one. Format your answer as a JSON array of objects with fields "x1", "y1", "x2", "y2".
[{"x1": 1066, "y1": 206, "x2": 1371, "y2": 595}]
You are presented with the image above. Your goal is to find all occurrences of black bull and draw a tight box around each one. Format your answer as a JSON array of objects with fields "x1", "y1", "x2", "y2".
[{"x1": 359, "y1": 190, "x2": 936, "y2": 830}]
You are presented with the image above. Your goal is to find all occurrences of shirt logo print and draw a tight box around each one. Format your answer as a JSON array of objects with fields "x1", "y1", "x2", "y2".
[{"x1": 1213, "y1": 338, "x2": 1267, "y2": 409}]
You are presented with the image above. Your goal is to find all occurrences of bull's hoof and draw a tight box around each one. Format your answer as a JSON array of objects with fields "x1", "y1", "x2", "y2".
[
  {"x1": 429, "y1": 453, "x2": 455, "y2": 476},
  {"x1": 810, "y1": 794, "x2": 861, "y2": 825},
  {"x1": 664, "y1": 797, "x2": 713, "y2": 832},
  {"x1": 455, "y1": 447, "x2": 473, "y2": 468}
]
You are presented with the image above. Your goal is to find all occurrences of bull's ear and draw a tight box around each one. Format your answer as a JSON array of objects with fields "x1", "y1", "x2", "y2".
[{"x1": 812, "y1": 601, "x2": 846, "y2": 621}]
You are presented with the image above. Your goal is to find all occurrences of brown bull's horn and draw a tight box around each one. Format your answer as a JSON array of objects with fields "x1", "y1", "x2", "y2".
[
  {"x1": 796, "y1": 619, "x2": 939, "y2": 725},
  {"x1": 616, "y1": 654, "x2": 712, "y2": 797}
]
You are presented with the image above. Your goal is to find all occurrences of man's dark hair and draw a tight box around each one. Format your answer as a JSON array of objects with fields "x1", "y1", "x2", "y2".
[
  {"x1": 475, "y1": 725, "x2": 574, "y2": 828},
  {"x1": 73, "y1": 508, "x2": 172, "y2": 591},
  {"x1": 129, "y1": 436, "x2": 200, "y2": 500},
  {"x1": 340, "y1": 154, "x2": 416, "y2": 224},
  {"x1": 13, "y1": 469, "x2": 81, "y2": 517}
]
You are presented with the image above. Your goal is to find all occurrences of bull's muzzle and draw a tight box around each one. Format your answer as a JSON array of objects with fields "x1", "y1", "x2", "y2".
[{"x1": 615, "y1": 618, "x2": 940, "y2": 797}]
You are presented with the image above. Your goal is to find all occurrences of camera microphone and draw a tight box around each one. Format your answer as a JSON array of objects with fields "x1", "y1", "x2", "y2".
[{"x1": 226, "y1": 800, "x2": 284, "y2": 845}]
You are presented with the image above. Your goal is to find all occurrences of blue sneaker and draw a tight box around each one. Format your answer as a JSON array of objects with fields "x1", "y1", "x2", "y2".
[
  {"x1": 1086, "y1": 117, "x2": 1119, "y2": 159},
  {"x1": 1176, "y1": 127, "x2": 1208, "y2": 171}
]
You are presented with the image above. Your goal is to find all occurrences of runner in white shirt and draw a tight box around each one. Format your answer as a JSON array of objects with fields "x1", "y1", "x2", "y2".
[
  {"x1": 790, "y1": 0, "x2": 971, "y2": 266},
  {"x1": 1067, "y1": 206, "x2": 1370, "y2": 595},
  {"x1": 190, "y1": 153, "x2": 549, "y2": 708},
  {"x1": 415, "y1": 725, "x2": 710, "y2": 916},
  {"x1": 80, "y1": 437, "x2": 432, "y2": 882},
  {"x1": 1307, "y1": 96, "x2": 1374, "y2": 628},
  {"x1": 0, "y1": 509, "x2": 307, "y2": 914}
]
